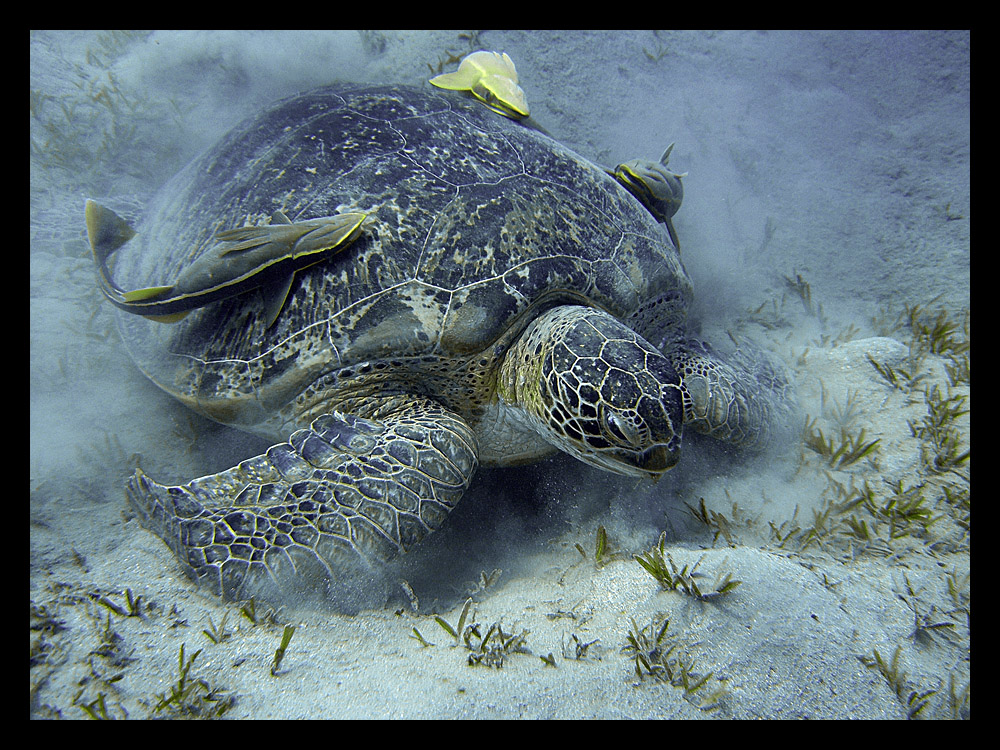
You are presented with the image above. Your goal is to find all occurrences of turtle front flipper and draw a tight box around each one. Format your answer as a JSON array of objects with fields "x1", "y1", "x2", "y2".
[
  {"x1": 126, "y1": 397, "x2": 478, "y2": 603},
  {"x1": 669, "y1": 339, "x2": 794, "y2": 450}
]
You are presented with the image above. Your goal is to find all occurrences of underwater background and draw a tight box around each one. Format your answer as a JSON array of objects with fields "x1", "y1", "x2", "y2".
[{"x1": 30, "y1": 30, "x2": 969, "y2": 719}]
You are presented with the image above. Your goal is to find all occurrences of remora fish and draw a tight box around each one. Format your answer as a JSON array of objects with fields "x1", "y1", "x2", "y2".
[
  {"x1": 85, "y1": 200, "x2": 367, "y2": 326},
  {"x1": 429, "y1": 50, "x2": 530, "y2": 120},
  {"x1": 608, "y1": 144, "x2": 686, "y2": 252}
]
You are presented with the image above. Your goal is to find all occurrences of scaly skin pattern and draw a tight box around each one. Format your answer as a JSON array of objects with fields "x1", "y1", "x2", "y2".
[
  {"x1": 127, "y1": 397, "x2": 477, "y2": 601},
  {"x1": 498, "y1": 306, "x2": 684, "y2": 477}
]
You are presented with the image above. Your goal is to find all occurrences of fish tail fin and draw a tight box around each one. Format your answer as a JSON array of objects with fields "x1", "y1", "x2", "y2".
[
  {"x1": 85, "y1": 200, "x2": 136, "y2": 266},
  {"x1": 85, "y1": 199, "x2": 139, "y2": 300}
]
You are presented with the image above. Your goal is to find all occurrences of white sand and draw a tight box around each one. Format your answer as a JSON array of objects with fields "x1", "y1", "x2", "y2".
[{"x1": 30, "y1": 31, "x2": 969, "y2": 719}]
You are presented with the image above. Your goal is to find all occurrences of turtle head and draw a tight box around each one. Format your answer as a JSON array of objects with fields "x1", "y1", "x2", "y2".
[
  {"x1": 611, "y1": 144, "x2": 686, "y2": 246},
  {"x1": 499, "y1": 306, "x2": 684, "y2": 478}
]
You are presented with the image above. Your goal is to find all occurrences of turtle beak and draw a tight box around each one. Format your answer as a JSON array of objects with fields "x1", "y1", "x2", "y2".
[
  {"x1": 635, "y1": 442, "x2": 680, "y2": 476},
  {"x1": 594, "y1": 442, "x2": 679, "y2": 479}
]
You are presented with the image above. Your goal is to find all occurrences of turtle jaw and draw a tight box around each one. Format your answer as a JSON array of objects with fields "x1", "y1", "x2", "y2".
[
  {"x1": 635, "y1": 442, "x2": 681, "y2": 475},
  {"x1": 572, "y1": 440, "x2": 680, "y2": 479}
]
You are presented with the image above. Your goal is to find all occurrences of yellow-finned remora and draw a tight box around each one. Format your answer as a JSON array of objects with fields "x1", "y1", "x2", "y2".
[
  {"x1": 429, "y1": 50, "x2": 529, "y2": 120},
  {"x1": 85, "y1": 199, "x2": 367, "y2": 327}
]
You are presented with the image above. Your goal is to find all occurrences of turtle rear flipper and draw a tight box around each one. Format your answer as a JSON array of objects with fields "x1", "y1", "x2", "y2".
[{"x1": 126, "y1": 398, "x2": 478, "y2": 603}]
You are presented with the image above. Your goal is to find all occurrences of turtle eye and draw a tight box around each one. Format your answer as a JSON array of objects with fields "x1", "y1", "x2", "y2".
[{"x1": 601, "y1": 406, "x2": 643, "y2": 448}]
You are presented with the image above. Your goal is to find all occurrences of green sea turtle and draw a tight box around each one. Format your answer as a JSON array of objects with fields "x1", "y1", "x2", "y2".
[{"x1": 89, "y1": 83, "x2": 789, "y2": 603}]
